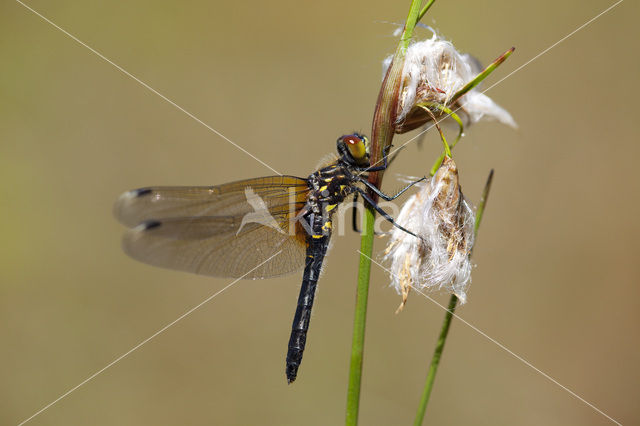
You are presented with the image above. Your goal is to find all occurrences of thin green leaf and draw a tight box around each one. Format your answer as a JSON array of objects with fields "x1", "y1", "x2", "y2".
[{"x1": 450, "y1": 47, "x2": 515, "y2": 105}]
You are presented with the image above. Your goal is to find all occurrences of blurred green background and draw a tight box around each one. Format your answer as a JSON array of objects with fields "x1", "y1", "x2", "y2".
[{"x1": 2, "y1": 0, "x2": 638, "y2": 425}]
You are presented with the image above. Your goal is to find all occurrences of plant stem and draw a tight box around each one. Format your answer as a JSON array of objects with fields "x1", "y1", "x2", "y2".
[
  {"x1": 417, "y1": 0, "x2": 437, "y2": 22},
  {"x1": 413, "y1": 294, "x2": 457, "y2": 426},
  {"x1": 473, "y1": 169, "x2": 494, "y2": 238},
  {"x1": 420, "y1": 105, "x2": 452, "y2": 159},
  {"x1": 413, "y1": 169, "x2": 495, "y2": 425},
  {"x1": 345, "y1": 208, "x2": 375, "y2": 426},
  {"x1": 346, "y1": 1, "x2": 427, "y2": 424}
]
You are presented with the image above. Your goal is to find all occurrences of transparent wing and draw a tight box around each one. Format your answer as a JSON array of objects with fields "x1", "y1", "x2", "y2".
[
  {"x1": 115, "y1": 176, "x2": 310, "y2": 279},
  {"x1": 114, "y1": 175, "x2": 309, "y2": 227}
]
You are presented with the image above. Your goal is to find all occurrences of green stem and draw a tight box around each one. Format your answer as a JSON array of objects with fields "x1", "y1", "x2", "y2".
[
  {"x1": 413, "y1": 294, "x2": 457, "y2": 426},
  {"x1": 346, "y1": 207, "x2": 375, "y2": 426},
  {"x1": 416, "y1": 103, "x2": 464, "y2": 176},
  {"x1": 441, "y1": 134, "x2": 452, "y2": 158},
  {"x1": 346, "y1": 1, "x2": 428, "y2": 424},
  {"x1": 417, "y1": 0, "x2": 436, "y2": 22},
  {"x1": 413, "y1": 169, "x2": 495, "y2": 425},
  {"x1": 419, "y1": 104, "x2": 452, "y2": 159},
  {"x1": 474, "y1": 169, "x2": 494, "y2": 238},
  {"x1": 399, "y1": 0, "x2": 429, "y2": 48}
]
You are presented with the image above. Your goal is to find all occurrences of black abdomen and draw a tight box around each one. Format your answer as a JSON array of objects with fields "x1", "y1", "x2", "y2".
[{"x1": 285, "y1": 214, "x2": 331, "y2": 383}]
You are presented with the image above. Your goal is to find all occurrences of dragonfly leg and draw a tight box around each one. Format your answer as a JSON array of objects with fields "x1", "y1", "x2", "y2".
[
  {"x1": 362, "y1": 145, "x2": 390, "y2": 172},
  {"x1": 366, "y1": 144, "x2": 405, "y2": 171},
  {"x1": 351, "y1": 192, "x2": 389, "y2": 236},
  {"x1": 351, "y1": 193, "x2": 360, "y2": 234},
  {"x1": 357, "y1": 176, "x2": 427, "y2": 201},
  {"x1": 355, "y1": 187, "x2": 422, "y2": 240}
]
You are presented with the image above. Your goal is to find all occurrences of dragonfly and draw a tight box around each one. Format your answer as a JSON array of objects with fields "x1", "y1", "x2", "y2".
[{"x1": 114, "y1": 133, "x2": 422, "y2": 383}]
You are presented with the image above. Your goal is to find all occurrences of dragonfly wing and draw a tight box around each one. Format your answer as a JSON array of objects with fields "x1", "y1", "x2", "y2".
[
  {"x1": 122, "y1": 216, "x2": 307, "y2": 279},
  {"x1": 116, "y1": 176, "x2": 310, "y2": 279},
  {"x1": 114, "y1": 175, "x2": 309, "y2": 227}
]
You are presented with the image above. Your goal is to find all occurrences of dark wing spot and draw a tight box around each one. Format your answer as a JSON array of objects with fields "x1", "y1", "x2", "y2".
[
  {"x1": 133, "y1": 188, "x2": 153, "y2": 197},
  {"x1": 141, "y1": 220, "x2": 162, "y2": 230}
]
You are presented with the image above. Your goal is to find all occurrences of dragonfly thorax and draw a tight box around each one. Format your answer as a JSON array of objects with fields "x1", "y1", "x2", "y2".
[
  {"x1": 306, "y1": 161, "x2": 358, "y2": 216},
  {"x1": 300, "y1": 161, "x2": 357, "y2": 241}
]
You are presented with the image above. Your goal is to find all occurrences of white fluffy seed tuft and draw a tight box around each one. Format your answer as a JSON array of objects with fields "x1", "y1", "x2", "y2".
[
  {"x1": 384, "y1": 157, "x2": 475, "y2": 310},
  {"x1": 382, "y1": 33, "x2": 517, "y2": 131}
]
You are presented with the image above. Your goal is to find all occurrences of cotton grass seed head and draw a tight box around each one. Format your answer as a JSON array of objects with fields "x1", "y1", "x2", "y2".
[
  {"x1": 384, "y1": 157, "x2": 475, "y2": 310},
  {"x1": 382, "y1": 33, "x2": 517, "y2": 133}
]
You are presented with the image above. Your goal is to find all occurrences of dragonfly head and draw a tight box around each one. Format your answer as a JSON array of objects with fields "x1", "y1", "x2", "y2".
[{"x1": 337, "y1": 133, "x2": 370, "y2": 168}]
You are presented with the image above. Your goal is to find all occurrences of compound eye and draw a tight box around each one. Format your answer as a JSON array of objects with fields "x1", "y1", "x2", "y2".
[{"x1": 343, "y1": 134, "x2": 367, "y2": 163}]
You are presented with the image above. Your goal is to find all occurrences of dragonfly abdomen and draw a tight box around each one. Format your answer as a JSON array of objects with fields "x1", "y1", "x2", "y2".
[{"x1": 285, "y1": 219, "x2": 331, "y2": 383}]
